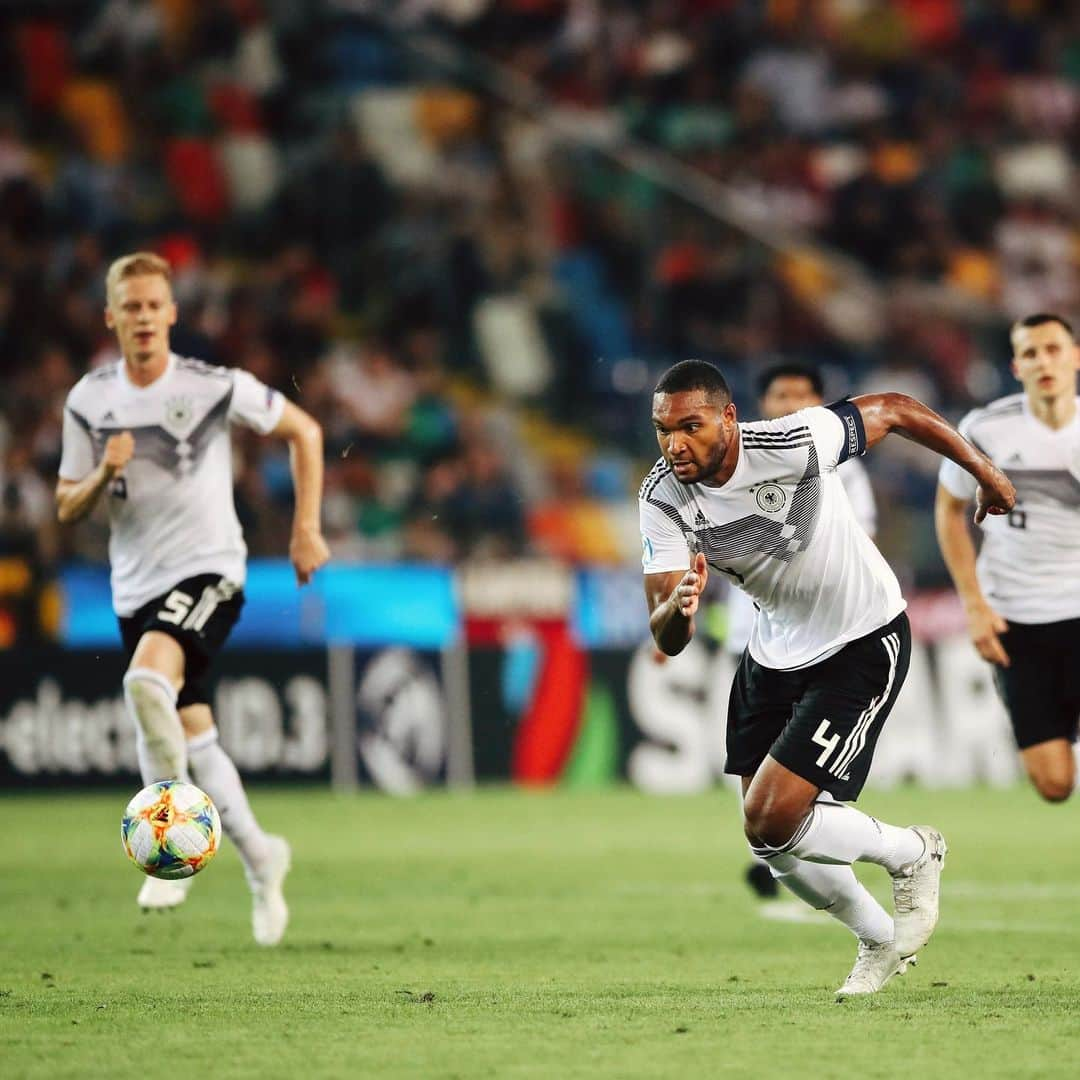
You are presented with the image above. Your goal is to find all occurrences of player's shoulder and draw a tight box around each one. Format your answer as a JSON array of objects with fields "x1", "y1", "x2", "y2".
[
  {"x1": 638, "y1": 457, "x2": 674, "y2": 502},
  {"x1": 66, "y1": 362, "x2": 120, "y2": 410},
  {"x1": 963, "y1": 393, "x2": 1026, "y2": 432},
  {"x1": 740, "y1": 409, "x2": 816, "y2": 451},
  {"x1": 174, "y1": 354, "x2": 233, "y2": 382}
]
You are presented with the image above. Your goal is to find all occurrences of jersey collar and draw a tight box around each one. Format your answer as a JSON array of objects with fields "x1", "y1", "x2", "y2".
[{"x1": 120, "y1": 352, "x2": 176, "y2": 392}]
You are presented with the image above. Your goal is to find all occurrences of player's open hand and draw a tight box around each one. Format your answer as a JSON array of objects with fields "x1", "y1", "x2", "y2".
[
  {"x1": 974, "y1": 466, "x2": 1015, "y2": 524},
  {"x1": 967, "y1": 601, "x2": 1010, "y2": 667},
  {"x1": 102, "y1": 431, "x2": 135, "y2": 478},
  {"x1": 673, "y1": 552, "x2": 708, "y2": 619},
  {"x1": 290, "y1": 525, "x2": 330, "y2": 586}
]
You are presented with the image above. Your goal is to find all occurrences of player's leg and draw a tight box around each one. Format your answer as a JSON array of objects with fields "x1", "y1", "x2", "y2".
[
  {"x1": 741, "y1": 772, "x2": 909, "y2": 997},
  {"x1": 181, "y1": 702, "x2": 291, "y2": 946},
  {"x1": 727, "y1": 649, "x2": 898, "y2": 979},
  {"x1": 998, "y1": 619, "x2": 1078, "y2": 802},
  {"x1": 1020, "y1": 740, "x2": 1074, "y2": 802},
  {"x1": 124, "y1": 631, "x2": 190, "y2": 783},
  {"x1": 743, "y1": 614, "x2": 946, "y2": 960},
  {"x1": 120, "y1": 629, "x2": 196, "y2": 910}
]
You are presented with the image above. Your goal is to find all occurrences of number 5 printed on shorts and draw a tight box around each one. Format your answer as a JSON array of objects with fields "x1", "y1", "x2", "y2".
[{"x1": 156, "y1": 586, "x2": 221, "y2": 633}]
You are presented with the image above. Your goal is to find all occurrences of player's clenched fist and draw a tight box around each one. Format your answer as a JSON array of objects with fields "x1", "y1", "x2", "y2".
[
  {"x1": 673, "y1": 551, "x2": 709, "y2": 618},
  {"x1": 289, "y1": 525, "x2": 330, "y2": 586},
  {"x1": 103, "y1": 431, "x2": 135, "y2": 477}
]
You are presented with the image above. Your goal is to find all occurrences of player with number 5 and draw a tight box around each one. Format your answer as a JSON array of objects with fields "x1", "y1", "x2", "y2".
[{"x1": 56, "y1": 253, "x2": 330, "y2": 944}]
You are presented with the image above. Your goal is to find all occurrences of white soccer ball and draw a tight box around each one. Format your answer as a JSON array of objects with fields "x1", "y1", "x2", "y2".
[{"x1": 121, "y1": 780, "x2": 221, "y2": 880}]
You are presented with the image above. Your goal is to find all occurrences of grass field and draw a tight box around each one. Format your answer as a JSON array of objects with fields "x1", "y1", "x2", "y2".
[{"x1": 2, "y1": 784, "x2": 1078, "y2": 1079}]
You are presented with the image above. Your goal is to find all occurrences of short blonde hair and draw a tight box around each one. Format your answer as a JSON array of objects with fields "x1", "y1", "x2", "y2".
[{"x1": 106, "y1": 252, "x2": 172, "y2": 302}]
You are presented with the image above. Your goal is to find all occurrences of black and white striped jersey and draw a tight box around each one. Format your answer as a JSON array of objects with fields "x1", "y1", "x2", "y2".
[
  {"x1": 639, "y1": 403, "x2": 904, "y2": 671},
  {"x1": 725, "y1": 454, "x2": 878, "y2": 656},
  {"x1": 59, "y1": 354, "x2": 284, "y2": 616},
  {"x1": 939, "y1": 392, "x2": 1080, "y2": 624}
]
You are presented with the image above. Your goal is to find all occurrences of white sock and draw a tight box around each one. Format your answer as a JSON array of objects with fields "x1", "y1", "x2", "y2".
[
  {"x1": 187, "y1": 726, "x2": 271, "y2": 875},
  {"x1": 124, "y1": 668, "x2": 190, "y2": 783},
  {"x1": 758, "y1": 847, "x2": 893, "y2": 945},
  {"x1": 1072, "y1": 741, "x2": 1080, "y2": 789},
  {"x1": 776, "y1": 801, "x2": 924, "y2": 875}
]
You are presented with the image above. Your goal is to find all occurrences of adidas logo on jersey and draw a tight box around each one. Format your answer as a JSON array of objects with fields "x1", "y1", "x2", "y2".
[
  {"x1": 1004, "y1": 452, "x2": 1023, "y2": 466},
  {"x1": 695, "y1": 510, "x2": 708, "y2": 527},
  {"x1": 102, "y1": 410, "x2": 116, "y2": 422}
]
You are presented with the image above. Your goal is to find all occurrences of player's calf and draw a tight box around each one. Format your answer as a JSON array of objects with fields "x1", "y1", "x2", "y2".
[{"x1": 123, "y1": 667, "x2": 190, "y2": 782}]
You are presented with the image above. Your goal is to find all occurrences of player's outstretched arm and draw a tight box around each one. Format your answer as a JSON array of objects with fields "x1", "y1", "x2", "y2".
[
  {"x1": 934, "y1": 484, "x2": 1010, "y2": 666},
  {"x1": 852, "y1": 393, "x2": 1015, "y2": 524},
  {"x1": 645, "y1": 552, "x2": 708, "y2": 657},
  {"x1": 270, "y1": 400, "x2": 329, "y2": 585},
  {"x1": 55, "y1": 431, "x2": 134, "y2": 524}
]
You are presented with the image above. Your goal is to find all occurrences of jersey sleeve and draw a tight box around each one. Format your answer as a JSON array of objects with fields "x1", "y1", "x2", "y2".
[
  {"x1": 803, "y1": 400, "x2": 868, "y2": 469},
  {"x1": 639, "y1": 497, "x2": 692, "y2": 575},
  {"x1": 937, "y1": 411, "x2": 979, "y2": 501},
  {"x1": 58, "y1": 399, "x2": 96, "y2": 481},
  {"x1": 228, "y1": 369, "x2": 286, "y2": 434}
]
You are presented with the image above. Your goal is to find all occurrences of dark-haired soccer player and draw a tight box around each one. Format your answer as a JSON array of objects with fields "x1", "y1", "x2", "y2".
[
  {"x1": 57, "y1": 252, "x2": 330, "y2": 944},
  {"x1": 729, "y1": 363, "x2": 877, "y2": 902},
  {"x1": 936, "y1": 313, "x2": 1080, "y2": 803},
  {"x1": 639, "y1": 359, "x2": 1014, "y2": 997}
]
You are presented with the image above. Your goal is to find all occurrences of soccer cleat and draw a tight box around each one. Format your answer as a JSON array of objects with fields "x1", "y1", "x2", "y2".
[
  {"x1": 892, "y1": 826, "x2": 947, "y2": 957},
  {"x1": 249, "y1": 835, "x2": 291, "y2": 947},
  {"x1": 137, "y1": 875, "x2": 193, "y2": 911},
  {"x1": 745, "y1": 861, "x2": 780, "y2": 900},
  {"x1": 835, "y1": 942, "x2": 915, "y2": 999}
]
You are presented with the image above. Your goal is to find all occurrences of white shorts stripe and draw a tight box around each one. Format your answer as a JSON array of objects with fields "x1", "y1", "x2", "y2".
[{"x1": 828, "y1": 632, "x2": 900, "y2": 779}]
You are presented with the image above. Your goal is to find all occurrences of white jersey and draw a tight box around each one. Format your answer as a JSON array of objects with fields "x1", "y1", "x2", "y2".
[
  {"x1": 725, "y1": 455, "x2": 877, "y2": 654},
  {"x1": 939, "y1": 392, "x2": 1080, "y2": 624},
  {"x1": 59, "y1": 354, "x2": 285, "y2": 616},
  {"x1": 640, "y1": 404, "x2": 904, "y2": 671}
]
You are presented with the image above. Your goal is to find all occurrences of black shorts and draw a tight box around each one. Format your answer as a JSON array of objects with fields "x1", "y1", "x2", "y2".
[
  {"x1": 994, "y1": 617, "x2": 1080, "y2": 750},
  {"x1": 118, "y1": 574, "x2": 245, "y2": 708},
  {"x1": 725, "y1": 612, "x2": 911, "y2": 801}
]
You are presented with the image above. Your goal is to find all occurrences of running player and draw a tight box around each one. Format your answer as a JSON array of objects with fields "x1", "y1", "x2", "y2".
[
  {"x1": 936, "y1": 313, "x2": 1080, "y2": 802},
  {"x1": 727, "y1": 363, "x2": 878, "y2": 901},
  {"x1": 56, "y1": 252, "x2": 330, "y2": 945},
  {"x1": 639, "y1": 359, "x2": 1014, "y2": 997}
]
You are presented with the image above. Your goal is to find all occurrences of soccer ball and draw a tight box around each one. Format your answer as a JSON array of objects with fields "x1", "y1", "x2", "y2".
[{"x1": 121, "y1": 780, "x2": 221, "y2": 880}]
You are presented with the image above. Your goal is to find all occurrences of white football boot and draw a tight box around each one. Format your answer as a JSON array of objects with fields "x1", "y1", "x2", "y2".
[
  {"x1": 892, "y1": 826, "x2": 947, "y2": 957},
  {"x1": 248, "y1": 835, "x2": 291, "y2": 947},
  {"x1": 835, "y1": 942, "x2": 915, "y2": 999},
  {"x1": 138, "y1": 875, "x2": 193, "y2": 911}
]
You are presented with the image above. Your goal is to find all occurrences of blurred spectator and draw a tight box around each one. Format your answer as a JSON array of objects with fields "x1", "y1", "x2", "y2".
[{"x1": 1, "y1": 0, "x2": 1078, "y2": 645}]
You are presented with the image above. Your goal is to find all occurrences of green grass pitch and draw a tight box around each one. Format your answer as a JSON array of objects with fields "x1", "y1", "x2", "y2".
[{"x1": 2, "y1": 785, "x2": 1078, "y2": 1079}]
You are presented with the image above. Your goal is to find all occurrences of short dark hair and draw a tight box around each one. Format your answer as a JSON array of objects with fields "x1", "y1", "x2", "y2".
[
  {"x1": 756, "y1": 362, "x2": 824, "y2": 400},
  {"x1": 654, "y1": 359, "x2": 730, "y2": 403},
  {"x1": 1011, "y1": 313, "x2": 1075, "y2": 340}
]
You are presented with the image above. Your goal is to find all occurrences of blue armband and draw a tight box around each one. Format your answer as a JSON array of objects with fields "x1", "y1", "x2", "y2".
[{"x1": 825, "y1": 398, "x2": 867, "y2": 461}]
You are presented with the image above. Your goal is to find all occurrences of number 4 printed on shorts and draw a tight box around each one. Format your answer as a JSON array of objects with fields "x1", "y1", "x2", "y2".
[{"x1": 811, "y1": 719, "x2": 840, "y2": 768}]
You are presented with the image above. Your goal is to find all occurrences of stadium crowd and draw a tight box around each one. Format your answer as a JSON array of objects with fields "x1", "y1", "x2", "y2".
[{"x1": 0, "y1": 0, "x2": 1076, "y2": 644}]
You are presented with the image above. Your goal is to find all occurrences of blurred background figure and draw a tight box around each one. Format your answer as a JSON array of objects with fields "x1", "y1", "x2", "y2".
[{"x1": 0, "y1": 1, "x2": 1073, "y2": 641}]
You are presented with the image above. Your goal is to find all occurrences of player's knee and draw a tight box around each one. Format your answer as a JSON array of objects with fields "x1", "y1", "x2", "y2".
[
  {"x1": 1032, "y1": 772, "x2": 1073, "y2": 803},
  {"x1": 742, "y1": 792, "x2": 802, "y2": 849},
  {"x1": 123, "y1": 666, "x2": 178, "y2": 708}
]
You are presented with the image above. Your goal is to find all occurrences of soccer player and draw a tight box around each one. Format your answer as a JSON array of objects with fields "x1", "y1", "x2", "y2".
[
  {"x1": 639, "y1": 359, "x2": 1014, "y2": 997},
  {"x1": 56, "y1": 253, "x2": 330, "y2": 945},
  {"x1": 728, "y1": 363, "x2": 878, "y2": 902},
  {"x1": 936, "y1": 313, "x2": 1080, "y2": 803}
]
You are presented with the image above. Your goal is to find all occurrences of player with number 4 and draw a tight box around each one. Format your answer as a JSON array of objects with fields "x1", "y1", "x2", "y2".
[
  {"x1": 639, "y1": 359, "x2": 1014, "y2": 998},
  {"x1": 56, "y1": 253, "x2": 330, "y2": 944}
]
